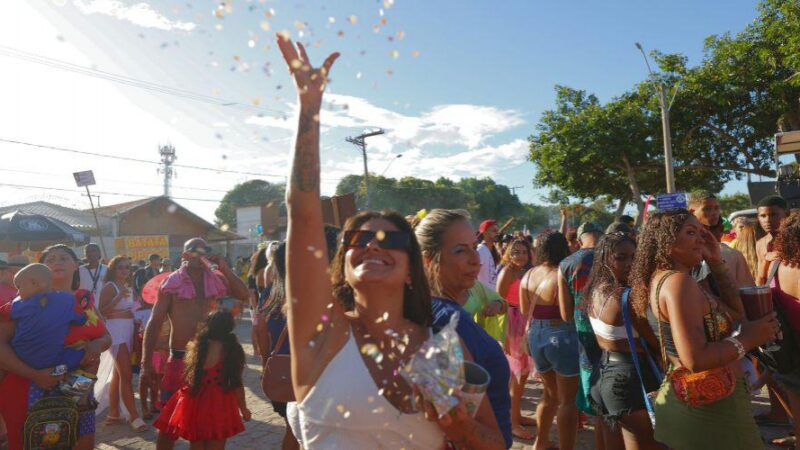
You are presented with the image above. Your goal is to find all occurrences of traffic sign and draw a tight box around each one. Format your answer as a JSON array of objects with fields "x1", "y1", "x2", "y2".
[
  {"x1": 656, "y1": 192, "x2": 688, "y2": 210},
  {"x1": 73, "y1": 170, "x2": 96, "y2": 187}
]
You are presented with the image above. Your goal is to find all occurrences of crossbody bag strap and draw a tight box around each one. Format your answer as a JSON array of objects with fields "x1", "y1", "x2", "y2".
[
  {"x1": 654, "y1": 270, "x2": 680, "y2": 369},
  {"x1": 270, "y1": 325, "x2": 288, "y2": 358},
  {"x1": 767, "y1": 260, "x2": 781, "y2": 286},
  {"x1": 621, "y1": 288, "x2": 656, "y2": 426}
]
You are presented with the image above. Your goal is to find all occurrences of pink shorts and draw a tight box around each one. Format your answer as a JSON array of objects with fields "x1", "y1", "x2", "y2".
[{"x1": 152, "y1": 350, "x2": 169, "y2": 375}]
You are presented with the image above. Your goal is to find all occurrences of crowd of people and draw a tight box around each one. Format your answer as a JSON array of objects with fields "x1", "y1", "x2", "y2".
[{"x1": 0, "y1": 35, "x2": 798, "y2": 450}]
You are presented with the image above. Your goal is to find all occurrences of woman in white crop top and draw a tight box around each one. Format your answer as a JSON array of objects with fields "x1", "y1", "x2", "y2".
[
  {"x1": 278, "y1": 36, "x2": 505, "y2": 450},
  {"x1": 583, "y1": 232, "x2": 660, "y2": 449},
  {"x1": 95, "y1": 255, "x2": 147, "y2": 432}
]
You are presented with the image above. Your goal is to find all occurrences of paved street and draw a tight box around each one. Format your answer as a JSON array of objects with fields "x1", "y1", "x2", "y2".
[{"x1": 96, "y1": 318, "x2": 790, "y2": 449}]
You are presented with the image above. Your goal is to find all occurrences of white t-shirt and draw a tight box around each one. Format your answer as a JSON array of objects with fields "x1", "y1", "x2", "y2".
[
  {"x1": 477, "y1": 243, "x2": 497, "y2": 291},
  {"x1": 79, "y1": 264, "x2": 108, "y2": 302}
]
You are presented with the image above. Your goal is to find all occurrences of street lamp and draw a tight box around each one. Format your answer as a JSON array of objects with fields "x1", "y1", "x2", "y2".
[
  {"x1": 380, "y1": 154, "x2": 403, "y2": 176},
  {"x1": 635, "y1": 42, "x2": 676, "y2": 193}
]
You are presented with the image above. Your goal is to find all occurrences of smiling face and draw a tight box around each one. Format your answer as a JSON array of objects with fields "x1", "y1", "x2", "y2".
[
  {"x1": 344, "y1": 218, "x2": 410, "y2": 292},
  {"x1": 508, "y1": 241, "x2": 530, "y2": 269},
  {"x1": 437, "y1": 219, "x2": 481, "y2": 296},
  {"x1": 668, "y1": 216, "x2": 706, "y2": 269}
]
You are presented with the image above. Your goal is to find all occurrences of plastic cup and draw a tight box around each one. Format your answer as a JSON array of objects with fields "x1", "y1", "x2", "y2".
[
  {"x1": 460, "y1": 361, "x2": 490, "y2": 417},
  {"x1": 739, "y1": 286, "x2": 773, "y2": 321}
]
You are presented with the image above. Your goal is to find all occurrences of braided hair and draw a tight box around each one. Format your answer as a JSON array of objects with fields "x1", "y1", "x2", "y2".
[
  {"x1": 183, "y1": 310, "x2": 245, "y2": 396},
  {"x1": 581, "y1": 232, "x2": 636, "y2": 313},
  {"x1": 628, "y1": 209, "x2": 693, "y2": 318}
]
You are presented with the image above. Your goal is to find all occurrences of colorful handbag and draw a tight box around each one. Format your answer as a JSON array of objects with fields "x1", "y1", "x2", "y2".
[{"x1": 654, "y1": 271, "x2": 736, "y2": 406}]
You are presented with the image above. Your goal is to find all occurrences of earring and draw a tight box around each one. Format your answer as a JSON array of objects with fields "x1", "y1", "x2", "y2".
[{"x1": 405, "y1": 281, "x2": 413, "y2": 291}]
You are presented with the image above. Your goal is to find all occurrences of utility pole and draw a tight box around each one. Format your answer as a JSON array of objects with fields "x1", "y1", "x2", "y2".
[
  {"x1": 636, "y1": 42, "x2": 677, "y2": 193},
  {"x1": 346, "y1": 129, "x2": 385, "y2": 209},
  {"x1": 158, "y1": 144, "x2": 177, "y2": 197},
  {"x1": 509, "y1": 185, "x2": 524, "y2": 196}
]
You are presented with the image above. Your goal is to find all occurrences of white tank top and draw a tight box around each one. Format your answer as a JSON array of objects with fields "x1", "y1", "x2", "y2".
[
  {"x1": 296, "y1": 331, "x2": 445, "y2": 449},
  {"x1": 108, "y1": 282, "x2": 136, "y2": 312}
]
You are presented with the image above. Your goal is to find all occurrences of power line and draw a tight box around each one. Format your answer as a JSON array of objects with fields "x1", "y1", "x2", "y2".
[
  {"x1": 0, "y1": 181, "x2": 223, "y2": 203},
  {"x1": 0, "y1": 167, "x2": 231, "y2": 193},
  {"x1": 0, "y1": 138, "x2": 291, "y2": 178},
  {"x1": 0, "y1": 45, "x2": 289, "y2": 116}
]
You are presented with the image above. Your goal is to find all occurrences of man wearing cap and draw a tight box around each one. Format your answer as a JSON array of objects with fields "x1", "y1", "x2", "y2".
[
  {"x1": 477, "y1": 219, "x2": 500, "y2": 291},
  {"x1": 0, "y1": 255, "x2": 28, "y2": 306},
  {"x1": 557, "y1": 222, "x2": 605, "y2": 432}
]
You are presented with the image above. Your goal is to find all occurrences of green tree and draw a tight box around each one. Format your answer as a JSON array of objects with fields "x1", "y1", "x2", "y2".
[
  {"x1": 214, "y1": 180, "x2": 285, "y2": 228},
  {"x1": 718, "y1": 193, "x2": 753, "y2": 215}
]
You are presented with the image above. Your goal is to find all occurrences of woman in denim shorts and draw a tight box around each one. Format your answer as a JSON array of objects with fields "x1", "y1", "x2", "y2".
[{"x1": 520, "y1": 231, "x2": 579, "y2": 450}]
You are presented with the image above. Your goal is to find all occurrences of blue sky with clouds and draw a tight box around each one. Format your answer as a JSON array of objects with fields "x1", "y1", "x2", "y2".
[{"x1": 0, "y1": 0, "x2": 762, "y2": 222}]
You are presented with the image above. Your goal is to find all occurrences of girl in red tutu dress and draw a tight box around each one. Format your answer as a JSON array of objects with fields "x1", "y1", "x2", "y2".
[{"x1": 154, "y1": 311, "x2": 251, "y2": 449}]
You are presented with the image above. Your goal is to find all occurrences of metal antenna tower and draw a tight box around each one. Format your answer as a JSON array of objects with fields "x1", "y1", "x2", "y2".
[{"x1": 157, "y1": 144, "x2": 177, "y2": 197}]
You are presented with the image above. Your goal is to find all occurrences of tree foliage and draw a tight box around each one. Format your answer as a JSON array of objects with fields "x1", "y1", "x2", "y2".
[
  {"x1": 528, "y1": 0, "x2": 800, "y2": 219},
  {"x1": 335, "y1": 175, "x2": 550, "y2": 230},
  {"x1": 214, "y1": 180, "x2": 285, "y2": 227}
]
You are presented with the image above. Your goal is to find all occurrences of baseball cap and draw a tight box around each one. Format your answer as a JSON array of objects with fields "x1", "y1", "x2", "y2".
[
  {"x1": 8, "y1": 255, "x2": 30, "y2": 267},
  {"x1": 478, "y1": 219, "x2": 497, "y2": 235},
  {"x1": 577, "y1": 221, "x2": 603, "y2": 237}
]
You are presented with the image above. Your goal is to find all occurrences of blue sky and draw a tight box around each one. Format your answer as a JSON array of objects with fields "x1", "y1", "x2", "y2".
[{"x1": 0, "y1": 0, "x2": 763, "y2": 223}]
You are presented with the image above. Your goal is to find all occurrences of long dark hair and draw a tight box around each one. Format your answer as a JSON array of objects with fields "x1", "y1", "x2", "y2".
[
  {"x1": 581, "y1": 232, "x2": 636, "y2": 313},
  {"x1": 331, "y1": 210, "x2": 432, "y2": 327},
  {"x1": 248, "y1": 247, "x2": 269, "y2": 278},
  {"x1": 39, "y1": 244, "x2": 80, "y2": 291},
  {"x1": 536, "y1": 231, "x2": 570, "y2": 267},
  {"x1": 183, "y1": 311, "x2": 245, "y2": 396},
  {"x1": 262, "y1": 242, "x2": 287, "y2": 319},
  {"x1": 629, "y1": 209, "x2": 693, "y2": 318}
]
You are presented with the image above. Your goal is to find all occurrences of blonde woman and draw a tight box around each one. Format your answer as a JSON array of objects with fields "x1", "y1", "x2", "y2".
[{"x1": 732, "y1": 219, "x2": 759, "y2": 281}]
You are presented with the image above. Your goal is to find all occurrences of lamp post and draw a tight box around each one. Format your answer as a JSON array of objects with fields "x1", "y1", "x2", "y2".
[
  {"x1": 380, "y1": 154, "x2": 403, "y2": 176},
  {"x1": 636, "y1": 42, "x2": 676, "y2": 193}
]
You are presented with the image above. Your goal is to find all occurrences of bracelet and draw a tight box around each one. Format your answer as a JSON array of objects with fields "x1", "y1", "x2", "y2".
[{"x1": 725, "y1": 336, "x2": 746, "y2": 360}]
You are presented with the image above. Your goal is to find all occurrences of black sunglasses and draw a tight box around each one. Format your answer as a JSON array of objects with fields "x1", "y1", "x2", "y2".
[
  {"x1": 185, "y1": 246, "x2": 210, "y2": 255},
  {"x1": 342, "y1": 230, "x2": 411, "y2": 250}
]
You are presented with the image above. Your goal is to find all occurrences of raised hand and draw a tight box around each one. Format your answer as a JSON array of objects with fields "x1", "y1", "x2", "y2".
[{"x1": 276, "y1": 34, "x2": 339, "y2": 105}]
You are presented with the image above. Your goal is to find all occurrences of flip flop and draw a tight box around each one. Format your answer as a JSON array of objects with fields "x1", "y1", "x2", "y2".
[
  {"x1": 130, "y1": 418, "x2": 148, "y2": 433},
  {"x1": 104, "y1": 415, "x2": 124, "y2": 426},
  {"x1": 771, "y1": 435, "x2": 796, "y2": 448}
]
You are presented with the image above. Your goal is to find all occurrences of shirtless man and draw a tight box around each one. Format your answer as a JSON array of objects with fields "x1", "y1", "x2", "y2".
[{"x1": 141, "y1": 238, "x2": 248, "y2": 450}]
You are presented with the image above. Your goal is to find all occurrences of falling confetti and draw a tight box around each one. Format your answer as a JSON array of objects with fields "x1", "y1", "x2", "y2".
[
  {"x1": 383, "y1": 0, "x2": 395, "y2": 8},
  {"x1": 265, "y1": 8, "x2": 276, "y2": 18},
  {"x1": 316, "y1": 323, "x2": 324, "y2": 332},
  {"x1": 248, "y1": 39, "x2": 256, "y2": 48},
  {"x1": 356, "y1": 72, "x2": 362, "y2": 79},
  {"x1": 347, "y1": 15, "x2": 358, "y2": 24},
  {"x1": 389, "y1": 50, "x2": 399, "y2": 59},
  {"x1": 260, "y1": 21, "x2": 271, "y2": 31},
  {"x1": 328, "y1": 16, "x2": 336, "y2": 24},
  {"x1": 294, "y1": 20, "x2": 306, "y2": 30},
  {"x1": 396, "y1": 31, "x2": 406, "y2": 40},
  {"x1": 411, "y1": 50, "x2": 420, "y2": 58},
  {"x1": 337, "y1": 30, "x2": 345, "y2": 37}
]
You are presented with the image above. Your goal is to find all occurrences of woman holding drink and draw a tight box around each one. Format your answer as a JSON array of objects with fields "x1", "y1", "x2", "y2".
[
  {"x1": 766, "y1": 211, "x2": 800, "y2": 449},
  {"x1": 629, "y1": 209, "x2": 779, "y2": 449},
  {"x1": 278, "y1": 36, "x2": 503, "y2": 449}
]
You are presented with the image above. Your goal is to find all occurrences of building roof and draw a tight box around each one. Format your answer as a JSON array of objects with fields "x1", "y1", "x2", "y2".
[
  {"x1": 91, "y1": 196, "x2": 244, "y2": 242},
  {"x1": 0, "y1": 201, "x2": 97, "y2": 230}
]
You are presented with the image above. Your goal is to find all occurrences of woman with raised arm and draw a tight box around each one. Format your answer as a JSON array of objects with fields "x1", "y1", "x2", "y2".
[
  {"x1": 628, "y1": 209, "x2": 778, "y2": 449},
  {"x1": 278, "y1": 36, "x2": 502, "y2": 450}
]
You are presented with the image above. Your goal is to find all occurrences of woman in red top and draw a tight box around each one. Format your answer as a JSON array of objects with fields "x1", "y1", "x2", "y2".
[
  {"x1": 769, "y1": 212, "x2": 800, "y2": 449},
  {"x1": 0, "y1": 244, "x2": 111, "y2": 450},
  {"x1": 496, "y1": 238, "x2": 535, "y2": 440}
]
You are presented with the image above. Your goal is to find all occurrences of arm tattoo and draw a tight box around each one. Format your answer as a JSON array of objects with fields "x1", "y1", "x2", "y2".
[{"x1": 291, "y1": 109, "x2": 321, "y2": 192}]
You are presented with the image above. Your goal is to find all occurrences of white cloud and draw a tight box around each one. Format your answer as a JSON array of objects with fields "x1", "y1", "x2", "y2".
[
  {"x1": 247, "y1": 94, "x2": 526, "y2": 150},
  {"x1": 321, "y1": 94, "x2": 525, "y2": 149},
  {"x1": 72, "y1": 0, "x2": 196, "y2": 31}
]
